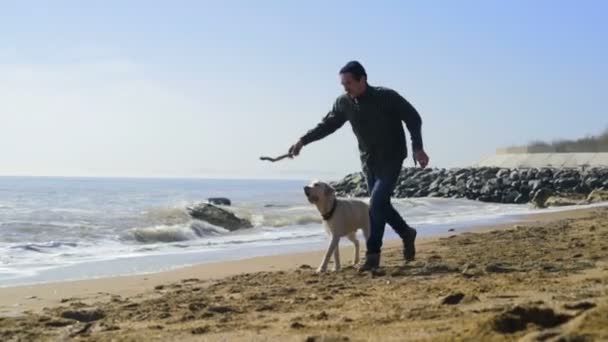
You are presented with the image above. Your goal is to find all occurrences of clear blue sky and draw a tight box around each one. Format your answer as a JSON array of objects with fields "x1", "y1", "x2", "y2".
[{"x1": 1, "y1": 1, "x2": 606, "y2": 179}]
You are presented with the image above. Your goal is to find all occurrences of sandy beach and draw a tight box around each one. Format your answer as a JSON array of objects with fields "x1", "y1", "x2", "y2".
[{"x1": 1, "y1": 206, "x2": 607, "y2": 341}]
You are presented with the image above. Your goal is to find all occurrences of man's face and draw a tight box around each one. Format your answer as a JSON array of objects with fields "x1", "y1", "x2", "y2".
[{"x1": 340, "y1": 72, "x2": 367, "y2": 98}]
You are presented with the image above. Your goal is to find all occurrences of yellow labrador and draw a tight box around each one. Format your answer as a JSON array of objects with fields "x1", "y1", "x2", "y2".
[{"x1": 304, "y1": 181, "x2": 370, "y2": 272}]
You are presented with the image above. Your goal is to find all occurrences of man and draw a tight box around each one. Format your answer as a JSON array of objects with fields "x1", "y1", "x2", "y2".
[{"x1": 289, "y1": 61, "x2": 429, "y2": 271}]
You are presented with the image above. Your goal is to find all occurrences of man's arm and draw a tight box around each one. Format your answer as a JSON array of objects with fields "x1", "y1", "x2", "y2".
[
  {"x1": 289, "y1": 102, "x2": 347, "y2": 156},
  {"x1": 393, "y1": 91, "x2": 423, "y2": 152},
  {"x1": 392, "y1": 90, "x2": 429, "y2": 167},
  {"x1": 300, "y1": 105, "x2": 347, "y2": 146}
]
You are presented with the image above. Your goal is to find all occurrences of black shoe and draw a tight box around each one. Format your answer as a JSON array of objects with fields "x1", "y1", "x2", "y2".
[
  {"x1": 403, "y1": 227, "x2": 417, "y2": 262},
  {"x1": 358, "y1": 253, "x2": 380, "y2": 272}
]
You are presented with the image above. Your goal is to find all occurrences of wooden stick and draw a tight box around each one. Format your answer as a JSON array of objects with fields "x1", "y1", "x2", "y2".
[{"x1": 259, "y1": 153, "x2": 292, "y2": 162}]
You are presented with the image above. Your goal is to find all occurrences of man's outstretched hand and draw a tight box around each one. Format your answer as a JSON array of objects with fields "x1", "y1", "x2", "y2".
[
  {"x1": 414, "y1": 149, "x2": 430, "y2": 168},
  {"x1": 288, "y1": 140, "x2": 304, "y2": 157}
]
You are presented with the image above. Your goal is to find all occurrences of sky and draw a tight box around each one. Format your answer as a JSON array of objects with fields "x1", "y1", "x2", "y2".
[{"x1": 1, "y1": 0, "x2": 606, "y2": 179}]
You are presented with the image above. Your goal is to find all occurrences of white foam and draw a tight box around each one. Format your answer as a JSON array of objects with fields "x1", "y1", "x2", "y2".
[{"x1": 127, "y1": 221, "x2": 228, "y2": 243}]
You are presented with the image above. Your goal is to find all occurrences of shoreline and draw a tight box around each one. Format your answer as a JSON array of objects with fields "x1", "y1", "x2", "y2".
[
  {"x1": 3, "y1": 200, "x2": 607, "y2": 290},
  {"x1": 0, "y1": 205, "x2": 606, "y2": 340},
  {"x1": 0, "y1": 205, "x2": 601, "y2": 316}
]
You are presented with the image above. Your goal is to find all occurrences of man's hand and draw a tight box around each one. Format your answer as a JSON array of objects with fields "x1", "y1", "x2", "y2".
[
  {"x1": 288, "y1": 139, "x2": 304, "y2": 157},
  {"x1": 414, "y1": 149, "x2": 429, "y2": 168}
]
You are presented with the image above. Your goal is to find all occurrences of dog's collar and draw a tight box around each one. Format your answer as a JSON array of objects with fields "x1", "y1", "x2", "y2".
[{"x1": 322, "y1": 198, "x2": 338, "y2": 221}]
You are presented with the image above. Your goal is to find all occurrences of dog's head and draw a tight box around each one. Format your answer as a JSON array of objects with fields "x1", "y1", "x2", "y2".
[{"x1": 304, "y1": 180, "x2": 336, "y2": 206}]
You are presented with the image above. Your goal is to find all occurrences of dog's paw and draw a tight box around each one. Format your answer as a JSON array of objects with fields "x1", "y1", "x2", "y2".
[
  {"x1": 333, "y1": 266, "x2": 341, "y2": 272},
  {"x1": 316, "y1": 267, "x2": 327, "y2": 273}
]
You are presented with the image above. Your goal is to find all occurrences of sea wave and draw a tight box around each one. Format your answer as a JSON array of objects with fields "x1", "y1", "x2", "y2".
[
  {"x1": 141, "y1": 206, "x2": 192, "y2": 225},
  {"x1": 127, "y1": 221, "x2": 229, "y2": 243},
  {"x1": 9, "y1": 241, "x2": 78, "y2": 253}
]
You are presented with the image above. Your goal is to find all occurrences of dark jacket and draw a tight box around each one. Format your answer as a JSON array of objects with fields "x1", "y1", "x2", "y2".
[{"x1": 300, "y1": 85, "x2": 423, "y2": 168}]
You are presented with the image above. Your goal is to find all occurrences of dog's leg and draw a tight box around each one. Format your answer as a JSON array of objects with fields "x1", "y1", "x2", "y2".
[
  {"x1": 347, "y1": 232, "x2": 359, "y2": 265},
  {"x1": 318, "y1": 236, "x2": 339, "y2": 273},
  {"x1": 333, "y1": 241, "x2": 341, "y2": 272}
]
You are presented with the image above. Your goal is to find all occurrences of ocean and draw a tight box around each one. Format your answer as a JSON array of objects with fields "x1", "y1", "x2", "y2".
[{"x1": 0, "y1": 176, "x2": 598, "y2": 287}]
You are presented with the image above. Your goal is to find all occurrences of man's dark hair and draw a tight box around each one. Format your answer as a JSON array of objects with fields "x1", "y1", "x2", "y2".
[{"x1": 339, "y1": 61, "x2": 367, "y2": 81}]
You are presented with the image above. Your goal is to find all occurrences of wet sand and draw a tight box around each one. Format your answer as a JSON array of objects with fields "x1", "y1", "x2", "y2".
[{"x1": 1, "y1": 207, "x2": 607, "y2": 341}]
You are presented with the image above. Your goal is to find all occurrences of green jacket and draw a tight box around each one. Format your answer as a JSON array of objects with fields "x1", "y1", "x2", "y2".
[{"x1": 301, "y1": 85, "x2": 423, "y2": 167}]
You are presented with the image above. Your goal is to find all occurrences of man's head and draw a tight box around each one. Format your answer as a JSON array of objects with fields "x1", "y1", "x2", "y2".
[{"x1": 339, "y1": 61, "x2": 367, "y2": 98}]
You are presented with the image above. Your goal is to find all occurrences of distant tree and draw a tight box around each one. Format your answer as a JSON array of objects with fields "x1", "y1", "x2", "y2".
[{"x1": 518, "y1": 126, "x2": 608, "y2": 152}]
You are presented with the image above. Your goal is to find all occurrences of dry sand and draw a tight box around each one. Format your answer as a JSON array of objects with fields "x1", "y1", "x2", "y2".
[{"x1": 1, "y1": 206, "x2": 607, "y2": 341}]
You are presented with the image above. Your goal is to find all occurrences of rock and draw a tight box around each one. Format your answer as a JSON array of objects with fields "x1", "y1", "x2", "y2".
[
  {"x1": 329, "y1": 166, "x2": 608, "y2": 205},
  {"x1": 514, "y1": 193, "x2": 529, "y2": 204},
  {"x1": 531, "y1": 188, "x2": 553, "y2": 208},
  {"x1": 584, "y1": 177, "x2": 602, "y2": 189},
  {"x1": 528, "y1": 180, "x2": 542, "y2": 191},
  {"x1": 480, "y1": 184, "x2": 494, "y2": 195},
  {"x1": 497, "y1": 168, "x2": 510, "y2": 178},
  {"x1": 587, "y1": 189, "x2": 608, "y2": 204},
  {"x1": 187, "y1": 203, "x2": 252, "y2": 231},
  {"x1": 61, "y1": 308, "x2": 105, "y2": 322},
  {"x1": 554, "y1": 177, "x2": 580, "y2": 190},
  {"x1": 502, "y1": 190, "x2": 520, "y2": 204},
  {"x1": 207, "y1": 197, "x2": 231, "y2": 206}
]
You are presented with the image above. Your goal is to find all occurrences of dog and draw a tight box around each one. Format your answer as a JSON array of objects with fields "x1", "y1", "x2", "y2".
[{"x1": 304, "y1": 180, "x2": 370, "y2": 272}]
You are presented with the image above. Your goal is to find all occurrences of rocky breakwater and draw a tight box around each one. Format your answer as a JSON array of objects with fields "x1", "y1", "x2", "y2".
[{"x1": 331, "y1": 167, "x2": 608, "y2": 207}]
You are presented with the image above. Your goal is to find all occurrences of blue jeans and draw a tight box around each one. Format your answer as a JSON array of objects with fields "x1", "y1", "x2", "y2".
[{"x1": 364, "y1": 159, "x2": 411, "y2": 255}]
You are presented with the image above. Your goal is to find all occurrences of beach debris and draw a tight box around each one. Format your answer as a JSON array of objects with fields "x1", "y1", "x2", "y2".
[
  {"x1": 587, "y1": 189, "x2": 608, "y2": 203},
  {"x1": 314, "y1": 311, "x2": 329, "y2": 320},
  {"x1": 69, "y1": 322, "x2": 93, "y2": 337},
  {"x1": 60, "y1": 308, "x2": 105, "y2": 322},
  {"x1": 485, "y1": 262, "x2": 518, "y2": 273},
  {"x1": 490, "y1": 305, "x2": 572, "y2": 334},
  {"x1": 191, "y1": 326, "x2": 210, "y2": 335},
  {"x1": 181, "y1": 278, "x2": 200, "y2": 283},
  {"x1": 45, "y1": 319, "x2": 76, "y2": 327},
  {"x1": 544, "y1": 194, "x2": 586, "y2": 207},
  {"x1": 207, "y1": 305, "x2": 237, "y2": 314},
  {"x1": 416, "y1": 262, "x2": 459, "y2": 276},
  {"x1": 306, "y1": 336, "x2": 351, "y2": 342},
  {"x1": 563, "y1": 301, "x2": 596, "y2": 311},
  {"x1": 290, "y1": 321, "x2": 306, "y2": 329},
  {"x1": 188, "y1": 302, "x2": 206, "y2": 312}
]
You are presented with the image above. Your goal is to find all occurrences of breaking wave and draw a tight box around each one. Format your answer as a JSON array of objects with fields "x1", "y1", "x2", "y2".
[{"x1": 127, "y1": 221, "x2": 229, "y2": 243}]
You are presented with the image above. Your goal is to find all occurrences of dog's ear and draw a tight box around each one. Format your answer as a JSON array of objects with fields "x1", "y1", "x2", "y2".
[{"x1": 324, "y1": 183, "x2": 335, "y2": 197}]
